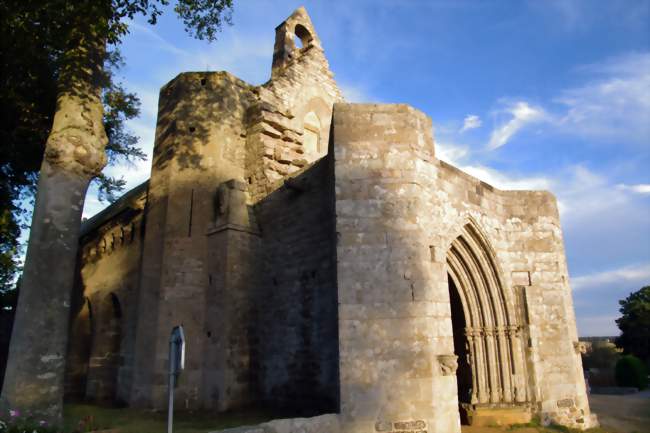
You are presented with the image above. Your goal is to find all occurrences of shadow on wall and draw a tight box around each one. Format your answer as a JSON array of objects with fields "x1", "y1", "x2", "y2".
[
  {"x1": 0, "y1": 289, "x2": 18, "y2": 392},
  {"x1": 153, "y1": 73, "x2": 255, "y2": 173},
  {"x1": 250, "y1": 150, "x2": 340, "y2": 415}
]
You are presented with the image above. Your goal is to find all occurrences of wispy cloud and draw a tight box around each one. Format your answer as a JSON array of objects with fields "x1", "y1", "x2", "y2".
[
  {"x1": 460, "y1": 114, "x2": 481, "y2": 133},
  {"x1": 555, "y1": 52, "x2": 650, "y2": 146},
  {"x1": 572, "y1": 263, "x2": 650, "y2": 291},
  {"x1": 339, "y1": 82, "x2": 376, "y2": 103},
  {"x1": 436, "y1": 141, "x2": 469, "y2": 166},
  {"x1": 460, "y1": 164, "x2": 552, "y2": 191},
  {"x1": 487, "y1": 101, "x2": 546, "y2": 150},
  {"x1": 617, "y1": 183, "x2": 650, "y2": 194}
]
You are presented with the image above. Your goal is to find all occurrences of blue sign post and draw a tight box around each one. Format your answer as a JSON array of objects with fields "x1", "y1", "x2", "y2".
[{"x1": 167, "y1": 325, "x2": 186, "y2": 433}]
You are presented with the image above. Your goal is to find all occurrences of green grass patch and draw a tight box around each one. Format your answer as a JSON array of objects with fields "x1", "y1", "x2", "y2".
[{"x1": 63, "y1": 404, "x2": 278, "y2": 433}]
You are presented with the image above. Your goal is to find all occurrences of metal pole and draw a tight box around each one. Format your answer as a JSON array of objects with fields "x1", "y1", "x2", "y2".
[{"x1": 168, "y1": 339, "x2": 175, "y2": 433}]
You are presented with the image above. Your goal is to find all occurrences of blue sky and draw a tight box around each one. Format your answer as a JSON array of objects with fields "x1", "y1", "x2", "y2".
[{"x1": 83, "y1": 0, "x2": 650, "y2": 336}]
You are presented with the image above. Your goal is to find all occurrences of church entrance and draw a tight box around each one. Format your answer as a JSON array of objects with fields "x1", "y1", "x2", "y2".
[
  {"x1": 449, "y1": 277, "x2": 472, "y2": 423},
  {"x1": 446, "y1": 221, "x2": 532, "y2": 426}
]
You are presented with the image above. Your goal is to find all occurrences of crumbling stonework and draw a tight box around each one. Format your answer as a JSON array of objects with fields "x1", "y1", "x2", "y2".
[{"x1": 65, "y1": 7, "x2": 596, "y2": 432}]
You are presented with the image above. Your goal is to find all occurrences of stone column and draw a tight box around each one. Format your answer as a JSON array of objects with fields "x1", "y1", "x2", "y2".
[
  {"x1": 496, "y1": 326, "x2": 513, "y2": 403},
  {"x1": 484, "y1": 327, "x2": 501, "y2": 403},
  {"x1": 475, "y1": 329, "x2": 490, "y2": 404},
  {"x1": 464, "y1": 328, "x2": 479, "y2": 405},
  {"x1": 508, "y1": 325, "x2": 528, "y2": 403}
]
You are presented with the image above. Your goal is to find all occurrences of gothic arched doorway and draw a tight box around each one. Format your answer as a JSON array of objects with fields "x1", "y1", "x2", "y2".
[{"x1": 446, "y1": 221, "x2": 531, "y2": 425}]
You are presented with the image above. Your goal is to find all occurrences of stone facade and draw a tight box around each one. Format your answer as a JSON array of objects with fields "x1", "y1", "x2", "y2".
[{"x1": 65, "y1": 7, "x2": 596, "y2": 432}]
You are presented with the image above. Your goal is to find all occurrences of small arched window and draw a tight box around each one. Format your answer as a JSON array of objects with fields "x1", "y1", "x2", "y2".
[
  {"x1": 303, "y1": 111, "x2": 321, "y2": 155},
  {"x1": 294, "y1": 24, "x2": 312, "y2": 49}
]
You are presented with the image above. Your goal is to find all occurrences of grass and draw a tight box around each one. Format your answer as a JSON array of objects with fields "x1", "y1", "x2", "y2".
[{"x1": 63, "y1": 404, "x2": 278, "y2": 433}]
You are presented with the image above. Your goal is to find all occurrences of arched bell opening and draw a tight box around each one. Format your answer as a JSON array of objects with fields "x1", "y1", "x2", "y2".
[
  {"x1": 446, "y1": 220, "x2": 531, "y2": 426},
  {"x1": 294, "y1": 24, "x2": 313, "y2": 49}
]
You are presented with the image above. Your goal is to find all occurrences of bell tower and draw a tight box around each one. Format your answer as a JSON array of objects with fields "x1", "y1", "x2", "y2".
[{"x1": 272, "y1": 7, "x2": 323, "y2": 78}]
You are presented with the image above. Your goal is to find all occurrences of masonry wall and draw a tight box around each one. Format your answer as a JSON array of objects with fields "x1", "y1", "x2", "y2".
[
  {"x1": 332, "y1": 103, "x2": 595, "y2": 433},
  {"x1": 130, "y1": 72, "x2": 257, "y2": 409},
  {"x1": 66, "y1": 186, "x2": 147, "y2": 405},
  {"x1": 253, "y1": 156, "x2": 339, "y2": 413},
  {"x1": 333, "y1": 103, "x2": 457, "y2": 433},
  {"x1": 432, "y1": 162, "x2": 594, "y2": 428},
  {"x1": 203, "y1": 223, "x2": 262, "y2": 410},
  {"x1": 245, "y1": 7, "x2": 343, "y2": 203}
]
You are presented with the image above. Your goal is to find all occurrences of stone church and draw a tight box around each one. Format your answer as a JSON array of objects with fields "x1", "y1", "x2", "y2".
[{"x1": 65, "y1": 7, "x2": 597, "y2": 433}]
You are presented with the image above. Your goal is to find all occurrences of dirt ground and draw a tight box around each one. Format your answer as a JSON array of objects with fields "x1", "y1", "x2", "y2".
[{"x1": 459, "y1": 391, "x2": 650, "y2": 433}]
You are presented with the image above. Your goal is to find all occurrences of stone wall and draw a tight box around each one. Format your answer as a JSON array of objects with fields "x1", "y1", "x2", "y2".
[
  {"x1": 333, "y1": 103, "x2": 457, "y2": 433},
  {"x1": 433, "y1": 162, "x2": 595, "y2": 428},
  {"x1": 129, "y1": 72, "x2": 257, "y2": 409},
  {"x1": 253, "y1": 156, "x2": 339, "y2": 413},
  {"x1": 66, "y1": 183, "x2": 147, "y2": 405},
  {"x1": 331, "y1": 102, "x2": 595, "y2": 432},
  {"x1": 245, "y1": 7, "x2": 343, "y2": 202}
]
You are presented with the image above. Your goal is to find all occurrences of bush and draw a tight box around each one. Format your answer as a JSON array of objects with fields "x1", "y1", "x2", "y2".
[{"x1": 615, "y1": 354, "x2": 649, "y2": 389}]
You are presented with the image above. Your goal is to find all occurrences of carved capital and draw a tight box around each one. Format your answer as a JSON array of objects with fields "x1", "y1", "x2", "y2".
[
  {"x1": 464, "y1": 327, "x2": 480, "y2": 338},
  {"x1": 506, "y1": 325, "x2": 521, "y2": 338},
  {"x1": 438, "y1": 354, "x2": 458, "y2": 376}
]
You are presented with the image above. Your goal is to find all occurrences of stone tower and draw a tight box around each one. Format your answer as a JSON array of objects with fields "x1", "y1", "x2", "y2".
[{"x1": 66, "y1": 7, "x2": 597, "y2": 432}]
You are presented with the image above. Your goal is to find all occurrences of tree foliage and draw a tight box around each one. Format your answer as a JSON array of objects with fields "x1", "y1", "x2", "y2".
[
  {"x1": 0, "y1": 0, "x2": 233, "y2": 292},
  {"x1": 615, "y1": 286, "x2": 650, "y2": 365},
  {"x1": 582, "y1": 343, "x2": 620, "y2": 370},
  {"x1": 615, "y1": 355, "x2": 648, "y2": 389}
]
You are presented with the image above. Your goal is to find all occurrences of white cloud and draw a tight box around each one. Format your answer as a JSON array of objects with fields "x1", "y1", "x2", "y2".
[
  {"x1": 130, "y1": 22, "x2": 273, "y2": 85},
  {"x1": 459, "y1": 164, "x2": 552, "y2": 191},
  {"x1": 338, "y1": 82, "x2": 375, "y2": 103},
  {"x1": 487, "y1": 101, "x2": 546, "y2": 150},
  {"x1": 571, "y1": 263, "x2": 650, "y2": 291},
  {"x1": 617, "y1": 183, "x2": 650, "y2": 194},
  {"x1": 460, "y1": 114, "x2": 481, "y2": 133},
  {"x1": 555, "y1": 52, "x2": 650, "y2": 146},
  {"x1": 435, "y1": 141, "x2": 469, "y2": 166},
  {"x1": 130, "y1": 22, "x2": 188, "y2": 57}
]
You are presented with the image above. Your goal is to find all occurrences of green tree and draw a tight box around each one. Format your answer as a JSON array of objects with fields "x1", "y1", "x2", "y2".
[
  {"x1": 615, "y1": 286, "x2": 650, "y2": 365},
  {"x1": 0, "y1": 4, "x2": 146, "y2": 294},
  {"x1": 0, "y1": 0, "x2": 233, "y2": 423},
  {"x1": 615, "y1": 355, "x2": 649, "y2": 389}
]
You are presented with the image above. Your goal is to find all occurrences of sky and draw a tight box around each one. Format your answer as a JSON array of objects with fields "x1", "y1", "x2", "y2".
[{"x1": 82, "y1": 0, "x2": 650, "y2": 336}]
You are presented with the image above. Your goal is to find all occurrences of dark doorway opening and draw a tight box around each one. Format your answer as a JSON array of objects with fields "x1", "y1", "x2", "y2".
[{"x1": 449, "y1": 275, "x2": 472, "y2": 424}]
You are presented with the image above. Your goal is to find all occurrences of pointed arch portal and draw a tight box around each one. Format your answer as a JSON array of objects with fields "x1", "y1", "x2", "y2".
[{"x1": 446, "y1": 221, "x2": 530, "y2": 423}]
